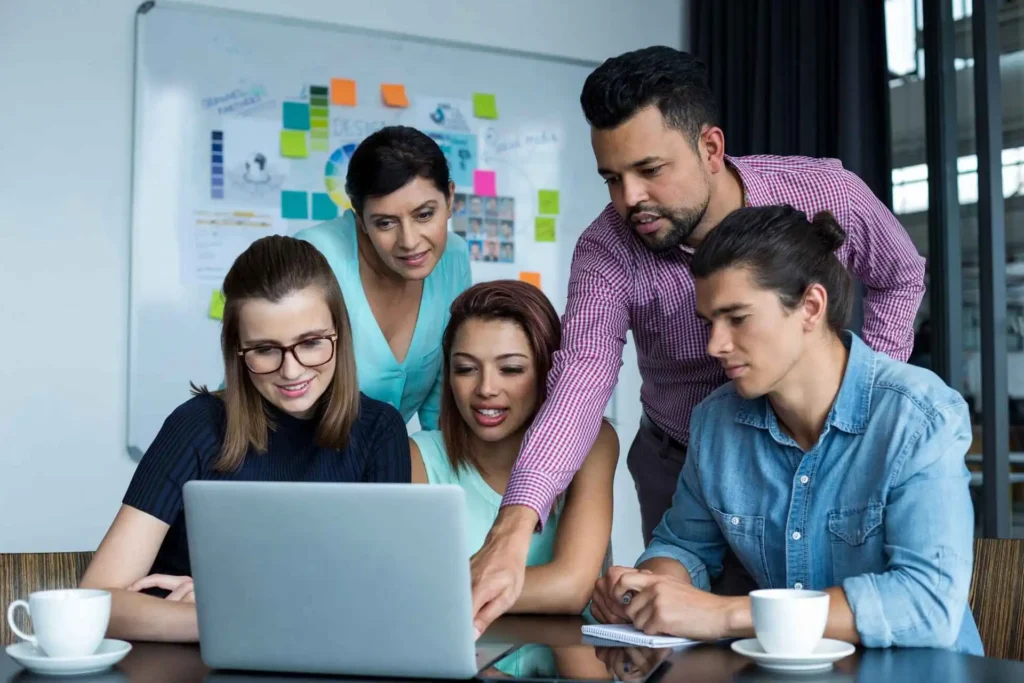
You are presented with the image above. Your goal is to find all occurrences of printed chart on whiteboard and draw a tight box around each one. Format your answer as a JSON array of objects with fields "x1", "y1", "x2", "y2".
[{"x1": 181, "y1": 83, "x2": 565, "y2": 310}]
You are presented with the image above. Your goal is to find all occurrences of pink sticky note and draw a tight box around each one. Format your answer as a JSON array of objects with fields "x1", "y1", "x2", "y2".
[{"x1": 474, "y1": 170, "x2": 497, "y2": 197}]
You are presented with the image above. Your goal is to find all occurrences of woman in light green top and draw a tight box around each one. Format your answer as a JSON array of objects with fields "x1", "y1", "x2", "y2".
[
  {"x1": 410, "y1": 281, "x2": 619, "y2": 614},
  {"x1": 294, "y1": 126, "x2": 471, "y2": 429}
]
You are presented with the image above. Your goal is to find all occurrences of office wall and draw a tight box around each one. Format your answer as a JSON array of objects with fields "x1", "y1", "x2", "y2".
[{"x1": 0, "y1": 0, "x2": 685, "y2": 558}]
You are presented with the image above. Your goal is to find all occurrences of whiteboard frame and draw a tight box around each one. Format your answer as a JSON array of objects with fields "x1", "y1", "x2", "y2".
[{"x1": 128, "y1": 1, "x2": 613, "y2": 459}]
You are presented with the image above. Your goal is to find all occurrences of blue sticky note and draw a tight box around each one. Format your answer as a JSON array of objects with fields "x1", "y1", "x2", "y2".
[
  {"x1": 282, "y1": 102, "x2": 311, "y2": 131},
  {"x1": 281, "y1": 191, "x2": 309, "y2": 219},
  {"x1": 311, "y1": 193, "x2": 339, "y2": 221}
]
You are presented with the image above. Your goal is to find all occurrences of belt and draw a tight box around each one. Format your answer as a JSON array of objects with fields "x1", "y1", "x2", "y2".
[{"x1": 640, "y1": 413, "x2": 687, "y2": 452}]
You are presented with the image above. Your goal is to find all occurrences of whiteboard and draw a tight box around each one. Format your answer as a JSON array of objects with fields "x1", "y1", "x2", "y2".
[{"x1": 128, "y1": 1, "x2": 610, "y2": 459}]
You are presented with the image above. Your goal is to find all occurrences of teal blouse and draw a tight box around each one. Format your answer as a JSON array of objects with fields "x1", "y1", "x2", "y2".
[
  {"x1": 410, "y1": 430, "x2": 563, "y2": 565},
  {"x1": 294, "y1": 211, "x2": 471, "y2": 429}
]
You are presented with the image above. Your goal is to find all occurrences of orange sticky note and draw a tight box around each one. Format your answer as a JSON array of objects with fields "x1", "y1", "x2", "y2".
[
  {"x1": 381, "y1": 83, "x2": 409, "y2": 108},
  {"x1": 330, "y1": 78, "x2": 357, "y2": 106},
  {"x1": 519, "y1": 271, "x2": 542, "y2": 289}
]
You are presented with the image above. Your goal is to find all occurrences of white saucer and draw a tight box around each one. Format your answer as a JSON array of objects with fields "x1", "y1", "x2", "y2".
[
  {"x1": 5, "y1": 639, "x2": 132, "y2": 676},
  {"x1": 731, "y1": 638, "x2": 855, "y2": 672}
]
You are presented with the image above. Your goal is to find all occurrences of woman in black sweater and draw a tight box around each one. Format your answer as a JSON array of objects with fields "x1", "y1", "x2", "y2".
[{"x1": 81, "y1": 236, "x2": 410, "y2": 642}]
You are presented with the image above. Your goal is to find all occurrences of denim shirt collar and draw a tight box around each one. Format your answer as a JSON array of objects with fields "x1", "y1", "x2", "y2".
[{"x1": 734, "y1": 332, "x2": 876, "y2": 439}]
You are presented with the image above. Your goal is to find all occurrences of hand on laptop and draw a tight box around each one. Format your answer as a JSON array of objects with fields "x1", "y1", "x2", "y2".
[
  {"x1": 470, "y1": 507, "x2": 536, "y2": 636},
  {"x1": 128, "y1": 574, "x2": 196, "y2": 603}
]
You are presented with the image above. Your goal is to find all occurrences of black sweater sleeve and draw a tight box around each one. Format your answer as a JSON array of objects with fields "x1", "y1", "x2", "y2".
[{"x1": 123, "y1": 394, "x2": 223, "y2": 523}]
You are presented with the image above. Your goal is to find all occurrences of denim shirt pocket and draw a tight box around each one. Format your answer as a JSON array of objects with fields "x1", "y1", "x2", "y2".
[
  {"x1": 711, "y1": 505, "x2": 771, "y2": 588},
  {"x1": 827, "y1": 502, "x2": 886, "y2": 582}
]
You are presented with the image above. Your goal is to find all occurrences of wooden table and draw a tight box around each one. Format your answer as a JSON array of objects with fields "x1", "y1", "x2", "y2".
[{"x1": 3, "y1": 615, "x2": 1024, "y2": 682}]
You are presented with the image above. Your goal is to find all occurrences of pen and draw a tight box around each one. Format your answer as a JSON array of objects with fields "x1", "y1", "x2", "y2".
[{"x1": 621, "y1": 590, "x2": 635, "y2": 605}]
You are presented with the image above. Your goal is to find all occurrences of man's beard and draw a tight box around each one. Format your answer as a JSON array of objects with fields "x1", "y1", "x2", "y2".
[{"x1": 630, "y1": 198, "x2": 710, "y2": 253}]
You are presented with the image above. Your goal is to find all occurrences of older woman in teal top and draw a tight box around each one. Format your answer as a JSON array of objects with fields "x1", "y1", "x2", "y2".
[
  {"x1": 294, "y1": 126, "x2": 471, "y2": 429},
  {"x1": 409, "y1": 281, "x2": 618, "y2": 619}
]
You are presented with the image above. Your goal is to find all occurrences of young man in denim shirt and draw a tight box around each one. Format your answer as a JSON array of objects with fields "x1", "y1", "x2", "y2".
[{"x1": 591, "y1": 205, "x2": 982, "y2": 654}]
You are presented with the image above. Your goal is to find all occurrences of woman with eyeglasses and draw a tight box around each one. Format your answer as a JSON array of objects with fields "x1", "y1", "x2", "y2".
[
  {"x1": 293, "y1": 125, "x2": 472, "y2": 430},
  {"x1": 80, "y1": 236, "x2": 410, "y2": 643}
]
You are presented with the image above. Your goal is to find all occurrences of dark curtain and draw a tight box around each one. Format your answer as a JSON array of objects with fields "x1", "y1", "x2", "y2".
[{"x1": 691, "y1": 0, "x2": 894, "y2": 332}]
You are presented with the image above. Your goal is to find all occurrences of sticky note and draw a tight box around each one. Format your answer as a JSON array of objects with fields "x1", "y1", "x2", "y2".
[
  {"x1": 281, "y1": 191, "x2": 309, "y2": 219},
  {"x1": 330, "y1": 78, "x2": 357, "y2": 106},
  {"x1": 310, "y1": 139, "x2": 329, "y2": 153},
  {"x1": 519, "y1": 271, "x2": 542, "y2": 289},
  {"x1": 474, "y1": 170, "x2": 497, "y2": 197},
  {"x1": 535, "y1": 217, "x2": 556, "y2": 242},
  {"x1": 381, "y1": 84, "x2": 409, "y2": 108},
  {"x1": 280, "y1": 130, "x2": 308, "y2": 158},
  {"x1": 208, "y1": 290, "x2": 226, "y2": 321},
  {"x1": 473, "y1": 93, "x2": 499, "y2": 119},
  {"x1": 282, "y1": 102, "x2": 310, "y2": 130},
  {"x1": 538, "y1": 189, "x2": 560, "y2": 215},
  {"x1": 312, "y1": 193, "x2": 339, "y2": 221}
]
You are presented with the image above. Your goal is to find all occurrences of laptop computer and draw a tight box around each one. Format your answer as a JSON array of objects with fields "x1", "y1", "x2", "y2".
[{"x1": 183, "y1": 481, "x2": 504, "y2": 678}]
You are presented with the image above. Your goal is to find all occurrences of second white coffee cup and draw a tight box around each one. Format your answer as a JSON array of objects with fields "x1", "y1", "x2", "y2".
[
  {"x1": 750, "y1": 588, "x2": 829, "y2": 656},
  {"x1": 6, "y1": 589, "x2": 111, "y2": 658}
]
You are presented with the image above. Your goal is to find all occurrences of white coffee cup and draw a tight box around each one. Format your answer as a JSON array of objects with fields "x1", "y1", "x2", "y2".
[
  {"x1": 7, "y1": 589, "x2": 111, "y2": 658},
  {"x1": 750, "y1": 588, "x2": 829, "y2": 656}
]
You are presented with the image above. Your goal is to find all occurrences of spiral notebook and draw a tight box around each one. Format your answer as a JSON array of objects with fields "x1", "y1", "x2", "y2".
[{"x1": 581, "y1": 624, "x2": 698, "y2": 648}]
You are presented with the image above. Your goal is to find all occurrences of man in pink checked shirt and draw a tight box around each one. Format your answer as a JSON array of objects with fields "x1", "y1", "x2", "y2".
[{"x1": 468, "y1": 46, "x2": 925, "y2": 635}]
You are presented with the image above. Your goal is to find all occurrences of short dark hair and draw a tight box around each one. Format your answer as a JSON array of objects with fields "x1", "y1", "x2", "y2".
[
  {"x1": 580, "y1": 46, "x2": 719, "y2": 146},
  {"x1": 345, "y1": 126, "x2": 451, "y2": 215},
  {"x1": 691, "y1": 205, "x2": 855, "y2": 334}
]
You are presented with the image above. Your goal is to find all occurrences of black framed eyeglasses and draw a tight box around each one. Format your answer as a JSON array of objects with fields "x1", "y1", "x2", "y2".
[{"x1": 237, "y1": 334, "x2": 338, "y2": 374}]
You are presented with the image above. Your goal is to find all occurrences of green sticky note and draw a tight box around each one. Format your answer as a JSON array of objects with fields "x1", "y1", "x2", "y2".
[
  {"x1": 538, "y1": 189, "x2": 560, "y2": 215},
  {"x1": 280, "y1": 130, "x2": 308, "y2": 158},
  {"x1": 535, "y1": 217, "x2": 556, "y2": 243},
  {"x1": 208, "y1": 290, "x2": 226, "y2": 320},
  {"x1": 473, "y1": 93, "x2": 498, "y2": 119}
]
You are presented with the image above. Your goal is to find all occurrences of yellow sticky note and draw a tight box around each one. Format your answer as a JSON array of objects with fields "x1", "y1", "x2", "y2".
[
  {"x1": 330, "y1": 78, "x2": 357, "y2": 106},
  {"x1": 208, "y1": 290, "x2": 226, "y2": 320},
  {"x1": 473, "y1": 93, "x2": 499, "y2": 119},
  {"x1": 538, "y1": 189, "x2": 560, "y2": 215},
  {"x1": 535, "y1": 217, "x2": 556, "y2": 243},
  {"x1": 519, "y1": 271, "x2": 542, "y2": 289},
  {"x1": 381, "y1": 83, "x2": 409, "y2": 108},
  {"x1": 280, "y1": 130, "x2": 308, "y2": 158}
]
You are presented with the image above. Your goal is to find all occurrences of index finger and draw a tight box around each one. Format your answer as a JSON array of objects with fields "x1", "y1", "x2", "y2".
[{"x1": 471, "y1": 575, "x2": 504, "y2": 619}]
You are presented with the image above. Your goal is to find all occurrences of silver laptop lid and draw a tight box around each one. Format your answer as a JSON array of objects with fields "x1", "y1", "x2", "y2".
[{"x1": 183, "y1": 481, "x2": 478, "y2": 678}]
